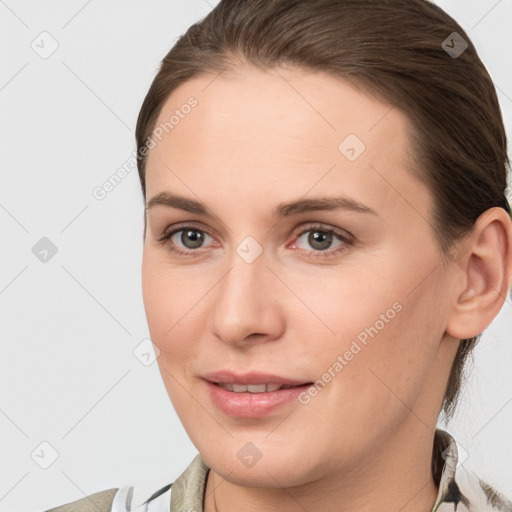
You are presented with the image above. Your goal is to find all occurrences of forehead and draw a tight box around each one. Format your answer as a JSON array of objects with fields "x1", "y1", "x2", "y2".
[{"x1": 144, "y1": 65, "x2": 430, "y2": 222}]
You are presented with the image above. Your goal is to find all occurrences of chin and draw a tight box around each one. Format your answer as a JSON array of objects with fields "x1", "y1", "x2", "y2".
[{"x1": 199, "y1": 443, "x2": 320, "y2": 489}]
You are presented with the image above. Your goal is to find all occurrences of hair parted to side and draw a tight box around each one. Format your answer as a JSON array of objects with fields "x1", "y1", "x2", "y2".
[{"x1": 135, "y1": 0, "x2": 510, "y2": 423}]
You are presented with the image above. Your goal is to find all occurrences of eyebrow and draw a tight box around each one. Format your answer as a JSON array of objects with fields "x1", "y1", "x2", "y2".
[{"x1": 145, "y1": 192, "x2": 378, "y2": 218}]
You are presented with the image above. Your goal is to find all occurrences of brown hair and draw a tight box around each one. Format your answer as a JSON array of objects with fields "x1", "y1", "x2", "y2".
[{"x1": 135, "y1": 0, "x2": 510, "y2": 422}]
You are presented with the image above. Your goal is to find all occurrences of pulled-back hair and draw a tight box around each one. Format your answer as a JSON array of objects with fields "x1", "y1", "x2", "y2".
[{"x1": 135, "y1": 0, "x2": 510, "y2": 422}]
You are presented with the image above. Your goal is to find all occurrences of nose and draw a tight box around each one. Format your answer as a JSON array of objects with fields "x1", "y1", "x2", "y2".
[{"x1": 209, "y1": 249, "x2": 285, "y2": 348}]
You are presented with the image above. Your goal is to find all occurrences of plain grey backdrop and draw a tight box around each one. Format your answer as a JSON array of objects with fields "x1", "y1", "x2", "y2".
[{"x1": 1, "y1": 1, "x2": 512, "y2": 510}]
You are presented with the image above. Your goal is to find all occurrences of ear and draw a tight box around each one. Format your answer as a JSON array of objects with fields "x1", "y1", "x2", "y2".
[{"x1": 446, "y1": 207, "x2": 512, "y2": 340}]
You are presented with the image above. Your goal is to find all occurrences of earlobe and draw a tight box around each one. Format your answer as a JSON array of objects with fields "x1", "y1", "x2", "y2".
[{"x1": 446, "y1": 207, "x2": 512, "y2": 341}]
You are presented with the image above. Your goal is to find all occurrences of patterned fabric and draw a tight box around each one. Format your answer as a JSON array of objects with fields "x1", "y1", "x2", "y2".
[
  {"x1": 431, "y1": 430, "x2": 512, "y2": 511},
  {"x1": 45, "y1": 429, "x2": 512, "y2": 512},
  {"x1": 45, "y1": 489, "x2": 118, "y2": 512}
]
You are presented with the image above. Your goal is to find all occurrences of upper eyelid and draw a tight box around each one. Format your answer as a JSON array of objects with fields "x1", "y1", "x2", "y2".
[
  {"x1": 295, "y1": 224, "x2": 353, "y2": 239},
  {"x1": 162, "y1": 222, "x2": 215, "y2": 239}
]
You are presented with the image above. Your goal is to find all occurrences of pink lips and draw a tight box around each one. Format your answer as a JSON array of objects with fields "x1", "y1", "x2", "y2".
[{"x1": 202, "y1": 370, "x2": 313, "y2": 418}]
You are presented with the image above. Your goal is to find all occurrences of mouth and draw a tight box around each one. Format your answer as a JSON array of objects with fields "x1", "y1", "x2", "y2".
[
  {"x1": 210, "y1": 382, "x2": 313, "y2": 393},
  {"x1": 204, "y1": 378, "x2": 314, "y2": 418}
]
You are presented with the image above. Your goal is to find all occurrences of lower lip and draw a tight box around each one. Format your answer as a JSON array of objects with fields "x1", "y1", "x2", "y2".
[{"x1": 205, "y1": 380, "x2": 313, "y2": 418}]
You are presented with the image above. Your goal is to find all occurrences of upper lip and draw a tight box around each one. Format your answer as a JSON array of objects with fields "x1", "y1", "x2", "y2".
[{"x1": 202, "y1": 371, "x2": 311, "y2": 386}]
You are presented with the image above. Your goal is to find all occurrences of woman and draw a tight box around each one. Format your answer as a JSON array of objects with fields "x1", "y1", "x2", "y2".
[{"x1": 45, "y1": 0, "x2": 512, "y2": 511}]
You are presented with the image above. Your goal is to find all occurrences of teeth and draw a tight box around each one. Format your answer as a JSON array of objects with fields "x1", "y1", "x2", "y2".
[{"x1": 217, "y1": 383, "x2": 286, "y2": 393}]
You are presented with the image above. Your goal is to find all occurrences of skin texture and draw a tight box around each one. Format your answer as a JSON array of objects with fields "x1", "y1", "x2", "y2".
[{"x1": 141, "y1": 65, "x2": 512, "y2": 512}]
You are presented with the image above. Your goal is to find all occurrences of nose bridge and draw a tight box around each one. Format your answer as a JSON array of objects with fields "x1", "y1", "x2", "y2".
[
  {"x1": 210, "y1": 238, "x2": 280, "y2": 345},
  {"x1": 222, "y1": 232, "x2": 268, "y2": 298},
  {"x1": 218, "y1": 242, "x2": 267, "y2": 317}
]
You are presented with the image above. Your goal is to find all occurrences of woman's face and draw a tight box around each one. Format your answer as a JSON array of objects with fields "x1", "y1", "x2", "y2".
[{"x1": 141, "y1": 65, "x2": 459, "y2": 487}]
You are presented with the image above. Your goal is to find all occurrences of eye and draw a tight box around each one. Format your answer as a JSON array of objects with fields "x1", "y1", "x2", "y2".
[
  {"x1": 157, "y1": 224, "x2": 215, "y2": 256},
  {"x1": 290, "y1": 223, "x2": 354, "y2": 258},
  {"x1": 156, "y1": 222, "x2": 354, "y2": 259}
]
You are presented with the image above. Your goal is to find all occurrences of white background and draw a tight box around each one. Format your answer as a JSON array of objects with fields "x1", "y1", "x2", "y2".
[{"x1": 1, "y1": 1, "x2": 511, "y2": 510}]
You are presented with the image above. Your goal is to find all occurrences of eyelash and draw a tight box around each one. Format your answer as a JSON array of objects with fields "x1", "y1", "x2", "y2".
[{"x1": 156, "y1": 223, "x2": 355, "y2": 259}]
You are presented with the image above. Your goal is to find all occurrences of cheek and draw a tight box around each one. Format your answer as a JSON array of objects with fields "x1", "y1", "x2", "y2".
[
  {"x1": 295, "y1": 271, "x2": 401, "y2": 353},
  {"x1": 304, "y1": 256, "x2": 442, "y2": 404},
  {"x1": 142, "y1": 251, "x2": 185, "y2": 355},
  {"x1": 141, "y1": 250, "x2": 206, "y2": 364},
  {"x1": 141, "y1": 256, "x2": 167, "y2": 337},
  {"x1": 142, "y1": 249, "x2": 192, "y2": 326},
  {"x1": 333, "y1": 276, "x2": 444, "y2": 423},
  {"x1": 142, "y1": 259, "x2": 199, "y2": 414}
]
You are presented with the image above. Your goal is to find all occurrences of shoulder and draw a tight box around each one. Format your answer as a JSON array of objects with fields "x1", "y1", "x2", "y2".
[{"x1": 44, "y1": 488, "x2": 118, "y2": 512}]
